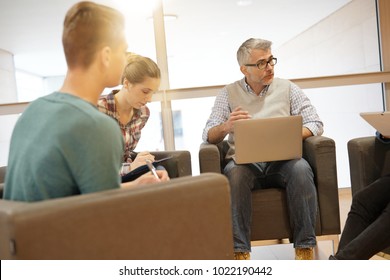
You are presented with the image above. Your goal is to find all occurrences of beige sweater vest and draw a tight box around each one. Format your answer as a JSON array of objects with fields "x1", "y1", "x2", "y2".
[{"x1": 226, "y1": 78, "x2": 291, "y2": 160}]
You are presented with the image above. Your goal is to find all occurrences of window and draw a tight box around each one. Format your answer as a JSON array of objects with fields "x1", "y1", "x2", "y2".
[
  {"x1": 15, "y1": 71, "x2": 44, "y2": 102},
  {"x1": 163, "y1": 0, "x2": 381, "y2": 187}
]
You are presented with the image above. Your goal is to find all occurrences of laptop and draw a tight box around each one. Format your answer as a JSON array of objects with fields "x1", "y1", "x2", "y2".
[
  {"x1": 360, "y1": 111, "x2": 390, "y2": 137},
  {"x1": 233, "y1": 115, "x2": 303, "y2": 164}
]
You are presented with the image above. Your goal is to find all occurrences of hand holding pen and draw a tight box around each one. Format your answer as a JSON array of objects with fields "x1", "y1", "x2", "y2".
[
  {"x1": 120, "y1": 160, "x2": 169, "y2": 189},
  {"x1": 145, "y1": 159, "x2": 160, "y2": 180}
]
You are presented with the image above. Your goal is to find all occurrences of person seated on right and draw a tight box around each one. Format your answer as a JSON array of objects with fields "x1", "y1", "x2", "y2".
[{"x1": 330, "y1": 131, "x2": 390, "y2": 260}]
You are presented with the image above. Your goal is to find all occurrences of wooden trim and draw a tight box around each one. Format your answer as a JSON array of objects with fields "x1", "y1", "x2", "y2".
[
  {"x1": 152, "y1": 71, "x2": 390, "y2": 101},
  {"x1": 378, "y1": 0, "x2": 390, "y2": 71},
  {"x1": 0, "y1": 102, "x2": 28, "y2": 115},
  {"x1": 377, "y1": 0, "x2": 390, "y2": 109},
  {"x1": 2, "y1": 71, "x2": 390, "y2": 115},
  {"x1": 291, "y1": 71, "x2": 390, "y2": 89},
  {"x1": 153, "y1": 0, "x2": 175, "y2": 150}
]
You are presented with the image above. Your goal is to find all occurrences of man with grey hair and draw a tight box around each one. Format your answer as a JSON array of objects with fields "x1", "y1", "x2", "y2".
[{"x1": 202, "y1": 38, "x2": 323, "y2": 260}]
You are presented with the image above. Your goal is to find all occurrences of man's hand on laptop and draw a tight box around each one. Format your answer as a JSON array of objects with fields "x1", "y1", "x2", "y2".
[{"x1": 227, "y1": 106, "x2": 252, "y2": 133}]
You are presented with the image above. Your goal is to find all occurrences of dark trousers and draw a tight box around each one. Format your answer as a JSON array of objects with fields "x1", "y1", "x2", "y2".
[
  {"x1": 224, "y1": 158, "x2": 317, "y2": 252},
  {"x1": 335, "y1": 174, "x2": 390, "y2": 259}
]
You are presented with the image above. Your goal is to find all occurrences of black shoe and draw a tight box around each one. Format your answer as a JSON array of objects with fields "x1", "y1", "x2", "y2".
[{"x1": 328, "y1": 255, "x2": 338, "y2": 260}]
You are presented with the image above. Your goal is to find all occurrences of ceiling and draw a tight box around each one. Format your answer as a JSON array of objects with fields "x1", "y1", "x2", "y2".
[{"x1": 0, "y1": 0, "x2": 351, "y2": 78}]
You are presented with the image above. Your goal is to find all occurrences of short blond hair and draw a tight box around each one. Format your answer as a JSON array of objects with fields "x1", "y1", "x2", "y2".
[
  {"x1": 62, "y1": 1, "x2": 125, "y2": 69},
  {"x1": 121, "y1": 53, "x2": 161, "y2": 84}
]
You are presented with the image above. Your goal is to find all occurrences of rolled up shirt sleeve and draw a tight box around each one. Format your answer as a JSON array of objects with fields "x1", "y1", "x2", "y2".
[
  {"x1": 202, "y1": 87, "x2": 231, "y2": 142},
  {"x1": 290, "y1": 82, "x2": 324, "y2": 136}
]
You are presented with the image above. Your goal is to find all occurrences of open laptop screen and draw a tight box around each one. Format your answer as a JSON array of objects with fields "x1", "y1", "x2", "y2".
[{"x1": 233, "y1": 115, "x2": 302, "y2": 164}]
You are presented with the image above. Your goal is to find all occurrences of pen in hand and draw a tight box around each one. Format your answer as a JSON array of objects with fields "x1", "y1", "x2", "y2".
[{"x1": 145, "y1": 159, "x2": 160, "y2": 180}]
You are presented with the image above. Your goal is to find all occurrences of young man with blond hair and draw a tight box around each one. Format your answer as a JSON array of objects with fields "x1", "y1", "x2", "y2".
[{"x1": 4, "y1": 1, "x2": 168, "y2": 202}]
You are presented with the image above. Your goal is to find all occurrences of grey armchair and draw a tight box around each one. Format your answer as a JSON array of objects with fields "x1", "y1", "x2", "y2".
[
  {"x1": 0, "y1": 173, "x2": 233, "y2": 259},
  {"x1": 347, "y1": 136, "x2": 390, "y2": 255},
  {"x1": 0, "y1": 166, "x2": 5, "y2": 197},
  {"x1": 151, "y1": 150, "x2": 192, "y2": 177},
  {"x1": 3, "y1": 151, "x2": 237, "y2": 259},
  {"x1": 348, "y1": 136, "x2": 390, "y2": 195},
  {"x1": 199, "y1": 136, "x2": 341, "y2": 251}
]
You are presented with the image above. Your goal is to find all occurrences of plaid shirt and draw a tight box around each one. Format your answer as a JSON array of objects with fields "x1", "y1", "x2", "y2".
[
  {"x1": 98, "y1": 90, "x2": 150, "y2": 163},
  {"x1": 202, "y1": 78, "x2": 323, "y2": 142}
]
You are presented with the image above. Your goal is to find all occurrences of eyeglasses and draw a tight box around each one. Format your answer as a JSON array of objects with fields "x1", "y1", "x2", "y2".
[{"x1": 244, "y1": 57, "x2": 277, "y2": 70}]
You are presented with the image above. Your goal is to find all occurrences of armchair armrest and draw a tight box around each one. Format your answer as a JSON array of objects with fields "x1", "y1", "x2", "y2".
[
  {"x1": 151, "y1": 150, "x2": 192, "y2": 177},
  {"x1": 199, "y1": 142, "x2": 223, "y2": 173},
  {"x1": 0, "y1": 166, "x2": 6, "y2": 199},
  {"x1": 303, "y1": 136, "x2": 340, "y2": 235},
  {"x1": 0, "y1": 166, "x2": 6, "y2": 184},
  {"x1": 348, "y1": 136, "x2": 390, "y2": 195}
]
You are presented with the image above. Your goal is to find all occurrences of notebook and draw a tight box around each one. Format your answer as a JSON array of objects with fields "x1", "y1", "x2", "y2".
[
  {"x1": 233, "y1": 115, "x2": 303, "y2": 164},
  {"x1": 360, "y1": 111, "x2": 390, "y2": 137},
  {"x1": 121, "y1": 156, "x2": 172, "y2": 183}
]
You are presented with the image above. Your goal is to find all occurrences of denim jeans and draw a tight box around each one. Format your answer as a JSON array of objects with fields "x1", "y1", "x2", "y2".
[
  {"x1": 334, "y1": 174, "x2": 390, "y2": 259},
  {"x1": 224, "y1": 158, "x2": 317, "y2": 252}
]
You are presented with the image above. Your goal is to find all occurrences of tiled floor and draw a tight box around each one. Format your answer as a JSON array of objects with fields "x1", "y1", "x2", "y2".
[{"x1": 248, "y1": 188, "x2": 388, "y2": 260}]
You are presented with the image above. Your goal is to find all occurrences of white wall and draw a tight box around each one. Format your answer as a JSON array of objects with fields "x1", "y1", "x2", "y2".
[
  {"x1": 277, "y1": 0, "x2": 378, "y2": 77},
  {"x1": 43, "y1": 76, "x2": 65, "y2": 95},
  {"x1": 276, "y1": 0, "x2": 381, "y2": 188},
  {"x1": 0, "y1": 50, "x2": 18, "y2": 166},
  {"x1": 0, "y1": 114, "x2": 19, "y2": 166}
]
